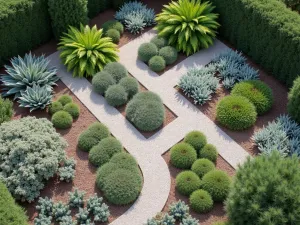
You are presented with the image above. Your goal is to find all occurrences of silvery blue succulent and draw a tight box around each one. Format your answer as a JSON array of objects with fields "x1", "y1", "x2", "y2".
[{"x1": 125, "y1": 12, "x2": 146, "y2": 34}]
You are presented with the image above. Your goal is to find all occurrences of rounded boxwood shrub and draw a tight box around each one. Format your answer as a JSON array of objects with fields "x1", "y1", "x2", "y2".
[
  {"x1": 190, "y1": 189, "x2": 213, "y2": 213},
  {"x1": 63, "y1": 103, "x2": 80, "y2": 119},
  {"x1": 202, "y1": 170, "x2": 231, "y2": 202},
  {"x1": 105, "y1": 84, "x2": 128, "y2": 106},
  {"x1": 149, "y1": 56, "x2": 166, "y2": 72},
  {"x1": 175, "y1": 171, "x2": 201, "y2": 196},
  {"x1": 103, "y1": 62, "x2": 128, "y2": 82},
  {"x1": 288, "y1": 76, "x2": 300, "y2": 123},
  {"x1": 119, "y1": 77, "x2": 139, "y2": 98},
  {"x1": 231, "y1": 80, "x2": 273, "y2": 115},
  {"x1": 49, "y1": 101, "x2": 63, "y2": 115},
  {"x1": 51, "y1": 111, "x2": 73, "y2": 129},
  {"x1": 159, "y1": 46, "x2": 178, "y2": 65},
  {"x1": 102, "y1": 20, "x2": 124, "y2": 34},
  {"x1": 199, "y1": 144, "x2": 218, "y2": 163},
  {"x1": 0, "y1": 96, "x2": 13, "y2": 124},
  {"x1": 216, "y1": 96, "x2": 257, "y2": 131},
  {"x1": 170, "y1": 142, "x2": 197, "y2": 169},
  {"x1": 192, "y1": 158, "x2": 215, "y2": 178},
  {"x1": 138, "y1": 43, "x2": 158, "y2": 63},
  {"x1": 110, "y1": 152, "x2": 138, "y2": 169},
  {"x1": 58, "y1": 95, "x2": 73, "y2": 106},
  {"x1": 184, "y1": 130, "x2": 207, "y2": 153},
  {"x1": 92, "y1": 71, "x2": 116, "y2": 95},
  {"x1": 106, "y1": 29, "x2": 120, "y2": 44},
  {"x1": 150, "y1": 36, "x2": 168, "y2": 49}
]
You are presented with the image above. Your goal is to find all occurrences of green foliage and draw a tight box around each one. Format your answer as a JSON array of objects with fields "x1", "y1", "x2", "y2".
[
  {"x1": 184, "y1": 131, "x2": 207, "y2": 152},
  {"x1": 51, "y1": 111, "x2": 73, "y2": 129},
  {"x1": 226, "y1": 151, "x2": 300, "y2": 225},
  {"x1": 189, "y1": 189, "x2": 213, "y2": 213},
  {"x1": 150, "y1": 36, "x2": 168, "y2": 49},
  {"x1": 231, "y1": 80, "x2": 273, "y2": 115},
  {"x1": 133, "y1": 91, "x2": 162, "y2": 102},
  {"x1": 155, "y1": 0, "x2": 220, "y2": 56},
  {"x1": 0, "y1": 96, "x2": 13, "y2": 124},
  {"x1": 170, "y1": 142, "x2": 197, "y2": 169},
  {"x1": 49, "y1": 101, "x2": 63, "y2": 115},
  {"x1": 159, "y1": 46, "x2": 178, "y2": 65},
  {"x1": 102, "y1": 20, "x2": 124, "y2": 34},
  {"x1": 288, "y1": 76, "x2": 300, "y2": 123},
  {"x1": 58, "y1": 95, "x2": 73, "y2": 106},
  {"x1": 64, "y1": 103, "x2": 80, "y2": 119},
  {"x1": 69, "y1": 189, "x2": 86, "y2": 208},
  {"x1": 202, "y1": 170, "x2": 231, "y2": 202},
  {"x1": 103, "y1": 62, "x2": 128, "y2": 82},
  {"x1": 175, "y1": 171, "x2": 201, "y2": 196},
  {"x1": 59, "y1": 25, "x2": 119, "y2": 78},
  {"x1": 88, "y1": 0, "x2": 110, "y2": 18},
  {"x1": 191, "y1": 159, "x2": 215, "y2": 178},
  {"x1": 180, "y1": 216, "x2": 199, "y2": 225},
  {"x1": 168, "y1": 200, "x2": 190, "y2": 220},
  {"x1": 92, "y1": 71, "x2": 116, "y2": 95},
  {"x1": 106, "y1": 29, "x2": 120, "y2": 44},
  {"x1": 149, "y1": 56, "x2": 166, "y2": 72},
  {"x1": 138, "y1": 43, "x2": 158, "y2": 63},
  {"x1": 216, "y1": 95, "x2": 257, "y2": 131},
  {"x1": 199, "y1": 144, "x2": 218, "y2": 163},
  {"x1": 105, "y1": 84, "x2": 128, "y2": 106},
  {"x1": 48, "y1": 0, "x2": 88, "y2": 39},
  {"x1": 119, "y1": 77, "x2": 139, "y2": 98},
  {"x1": 212, "y1": 222, "x2": 228, "y2": 225}
]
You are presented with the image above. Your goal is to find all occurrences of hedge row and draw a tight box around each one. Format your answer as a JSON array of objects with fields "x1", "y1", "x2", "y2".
[{"x1": 211, "y1": 0, "x2": 300, "y2": 87}]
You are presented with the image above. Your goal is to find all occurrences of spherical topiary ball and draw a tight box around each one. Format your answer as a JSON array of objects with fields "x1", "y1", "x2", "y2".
[
  {"x1": 288, "y1": 77, "x2": 300, "y2": 123},
  {"x1": 63, "y1": 103, "x2": 80, "y2": 119},
  {"x1": 192, "y1": 159, "x2": 215, "y2": 178},
  {"x1": 105, "y1": 84, "x2": 128, "y2": 107},
  {"x1": 149, "y1": 56, "x2": 166, "y2": 72},
  {"x1": 119, "y1": 77, "x2": 139, "y2": 99},
  {"x1": 216, "y1": 96, "x2": 257, "y2": 131},
  {"x1": 159, "y1": 46, "x2": 178, "y2": 65},
  {"x1": 103, "y1": 62, "x2": 128, "y2": 83},
  {"x1": 190, "y1": 189, "x2": 214, "y2": 213},
  {"x1": 175, "y1": 171, "x2": 201, "y2": 196},
  {"x1": 184, "y1": 130, "x2": 207, "y2": 153},
  {"x1": 138, "y1": 43, "x2": 158, "y2": 63},
  {"x1": 102, "y1": 20, "x2": 124, "y2": 34},
  {"x1": 110, "y1": 152, "x2": 138, "y2": 170},
  {"x1": 170, "y1": 142, "x2": 197, "y2": 169},
  {"x1": 51, "y1": 111, "x2": 73, "y2": 129},
  {"x1": 199, "y1": 144, "x2": 218, "y2": 163},
  {"x1": 106, "y1": 28, "x2": 120, "y2": 44},
  {"x1": 92, "y1": 71, "x2": 116, "y2": 95},
  {"x1": 58, "y1": 95, "x2": 73, "y2": 106},
  {"x1": 150, "y1": 36, "x2": 168, "y2": 49},
  {"x1": 49, "y1": 101, "x2": 63, "y2": 115},
  {"x1": 231, "y1": 80, "x2": 273, "y2": 115},
  {"x1": 202, "y1": 170, "x2": 231, "y2": 202}
]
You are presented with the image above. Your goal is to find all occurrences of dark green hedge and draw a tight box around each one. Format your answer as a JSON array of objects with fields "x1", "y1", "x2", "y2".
[
  {"x1": 88, "y1": 0, "x2": 110, "y2": 18},
  {"x1": 211, "y1": 0, "x2": 300, "y2": 87}
]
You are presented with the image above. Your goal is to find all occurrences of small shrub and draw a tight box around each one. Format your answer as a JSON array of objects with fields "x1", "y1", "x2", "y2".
[
  {"x1": 288, "y1": 76, "x2": 300, "y2": 123},
  {"x1": 191, "y1": 159, "x2": 215, "y2": 178},
  {"x1": 216, "y1": 95, "x2": 257, "y2": 131},
  {"x1": 76, "y1": 208, "x2": 89, "y2": 224},
  {"x1": 202, "y1": 170, "x2": 231, "y2": 202},
  {"x1": 64, "y1": 103, "x2": 80, "y2": 119},
  {"x1": 58, "y1": 95, "x2": 73, "y2": 106},
  {"x1": 170, "y1": 142, "x2": 197, "y2": 169},
  {"x1": 53, "y1": 202, "x2": 71, "y2": 222},
  {"x1": 150, "y1": 36, "x2": 168, "y2": 49},
  {"x1": 190, "y1": 189, "x2": 213, "y2": 213},
  {"x1": 106, "y1": 29, "x2": 120, "y2": 44},
  {"x1": 119, "y1": 76, "x2": 139, "y2": 98},
  {"x1": 199, "y1": 144, "x2": 218, "y2": 163},
  {"x1": 138, "y1": 43, "x2": 158, "y2": 63},
  {"x1": 51, "y1": 111, "x2": 73, "y2": 129},
  {"x1": 0, "y1": 97, "x2": 13, "y2": 124},
  {"x1": 102, "y1": 20, "x2": 124, "y2": 34},
  {"x1": 175, "y1": 171, "x2": 201, "y2": 196},
  {"x1": 159, "y1": 46, "x2": 178, "y2": 65},
  {"x1": 180, "y1": 216, "x2": 199, "y2": 225},
  {"x1": 103, "y1": 62, "x2": 128, "y2": 83},
  {"x1": 58, "y1": 158, "x2": 76, "y2": 182},
  {"x1": 49, "y1": 101, "x2": 63, "y2": 115},
  {"x1": 105, "y1": 84, "x2": 128, "y2": 107},
  {"x1": 149, "y1": 56, "x2": 166, "y2": 72},
  {"x1": 68, "y1": 189, "x2": 85, "y2": 208},
  {"x1": 168, "y1": 200, "x2": 189, "y2": 220},
  {"x1": 92, "y1": 71, "x2": 116, "y2": 95},
  {"x1": 184, "y1": 131, "x2": 207, "y2": 153}
]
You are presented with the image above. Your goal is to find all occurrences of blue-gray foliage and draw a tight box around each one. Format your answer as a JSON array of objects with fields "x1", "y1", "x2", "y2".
[
  {"x1": 58, "y1": 158, "x2": 76, "y2": 182},
  {"x1": 168, "y1": 200, "x2": 189, "y2": 221},
  {"x1": 69, "y1": 189, "x2": 85, "y2": 208},
  {"x1": 124, "y1": 12, "x2": 146, "y2": 34},
  {"x1": 180, "y1": 216, "x2": 199, "y2": 225},
  {"x1": 36, "y1": 197, "x2": 53, "y2": 217},
  {"x1": 86, "y1": 194, "x2": 110, "y2": 222},
  {"x1": 34, "y1": 214, "x2": 52, "y2": 225}
]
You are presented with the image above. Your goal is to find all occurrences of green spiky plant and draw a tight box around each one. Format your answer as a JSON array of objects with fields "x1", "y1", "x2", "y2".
[
  {"x1": 58, "y1": 25, "x2": 119, "y2": 78},
  {"x1": 155, "y1": 0, "x2": 220, "y2": 56}
]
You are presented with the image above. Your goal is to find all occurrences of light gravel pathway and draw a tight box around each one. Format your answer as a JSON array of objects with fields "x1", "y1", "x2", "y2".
[{"x1": 48, "y1": 29, "x2": 250, "y2": 225}]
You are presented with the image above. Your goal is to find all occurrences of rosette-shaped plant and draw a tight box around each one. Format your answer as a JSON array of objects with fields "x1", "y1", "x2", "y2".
[{"x1": 155, "y1": 0, "x2": 220, "y2": 56}]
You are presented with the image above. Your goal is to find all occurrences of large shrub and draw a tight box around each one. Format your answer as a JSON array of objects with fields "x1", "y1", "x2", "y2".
[
  {"x1": 119, "y1": 77, "x2": 139, "y2": 99},
  {"x1": 0, "y1": 117, "x2": 67, "y2": 202},
  {"x1": 155, "y1": 0, "x2": 220, "y2": 56},
  {"x1": 288, "y1": 76, "x2": 300, "y2": 123},
  {"x1": 138, "y1": 43, "x2": 158, "y2": 63},
  {"x1": 184, "y1": 131, "x2": 207, "y2": 153},
  {"x1": 191, "y1": 158, "x2": 215, "y2": 178},
  {"x1": 226, "y1": 151, "x2": 300, "y2": 225},
  {"x1": 0, "y1": 97, "x2": 13, "y2": 125}
]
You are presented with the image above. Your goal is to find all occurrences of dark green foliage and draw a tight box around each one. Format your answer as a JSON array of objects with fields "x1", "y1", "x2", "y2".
[
  {"x1": 110, "y1": 152, "x2": 138, "y2": 169},
  {"x1": 199, "y1": 144, "x2": 218, "y2": 163},
  {"x1": 0, "y1": 97, "x2": 13, "y2": 124},
  {"x1": 102, "y1": 20, "x2": 124, "y2": 34},
  {"x1": 149, "y1": 56, "x2": 166, "y2": 72},
  {"x1": 88, "y1": 0, "x2": 110, "y2": 18},
  {"x1": 105, "y1": 84, "x2": 128, "y2": 106},
  {"x1": 190, "y1": 189, "x2": 213, "y2": 213},
  {"x1": 202, "y1": 170, "x2": 231, "y2": 202},
  {"x1": 184, "y1": 131, "x2": 207, "y2": 152},
  {"x1": 119, "y1": 77, "x2": 139, "y2": 98},
  {"x1": 106, "y1": 29, "x2": 120, "y2": 44},
  {"x1": 51, "y1": 111, "x2": 73, "y2": 129},
  {"x1": 159, "y1": 46, "x2": 178, "y2": 65},
  {"x1": 231, "y1": 80, "x2": 273, "y2": 115},
  {"x1": 64, "y1": 103, "x2": 80, "y2": 119},
  {"x1": 49, "y1": 101, "x2": 63, "y2": 115},
  {"x1": 103, "y1": 62, "x2": 128, "y2": 83},
  {"x1": 58, "y1": 95, "x2": 73, "y2": 106},
  {"x1": 170, "y1": 142, "x2": 197, "y2": 169},
  {"x1": 150, "y1": 36, "x2": 168, "y2": 49},
  {"x1": 288, "y1": 76, "x2": 300, "y2": 123},
  {"x1": 96, "y1": 163, "x2": 116, "y2": 189},
  {"x1": 226, "y1": 151, "x2": 300, "y2": 225},
  {"x1": 48, "y1": 0, "x2": 88, "y2": 40},
  {"x1": 132, "y1": 91, "x2": 162, "y2": 102},
  {"x1": 175, "y1": 171, "x2": 201, "y2": 196},
  {"x1": 138, "y1": 43, "x2": 158, "y2": 63},
  {"x1": 216, "y1": 96, "x2": 257, "y2": 131},
  {"x1": 112, "y1": 0, "x2": 130, "y2": 10},
  {"x1": 212, "y1": 222, "x2": 229, "y2": 225},
  {"x1": 0, "y1": 182, "x2": 28, "y2": 225},
  {"x1": 191, "y1": 159, "x2": 215, "y2": 178},
  {"x1": 92, "y1": 71, "x2": 116, "y2": 95}
]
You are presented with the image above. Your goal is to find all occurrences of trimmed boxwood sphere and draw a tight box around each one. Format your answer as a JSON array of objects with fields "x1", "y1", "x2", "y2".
[
  {"x1": 92, "y1": 71, "x2": 116, "y2": 95},
  {"x1": 170, "y1": 142, "x2": 197, "y2": 169},
  {"x1": 51, "y1": 111, "x2": 73, "y2": 129},
  {"x1": 192, "y1": 158, "x2": 215, "y2": 178},
  {"x1": 159, "y1": 46, "x2": 178, "y2": 65},
  {"x1": 119, "y1": 77, "x2": 139, "y2": 99},
  {"x1": 216, "y1": 96, "x2": 257, "y2": 131},
  {"x1": 105, "y1": 84, "x2": 128, "y2": 106},
  {"x1": 63, "y1": 103, "x2": 80, "y2": 119},
  {"x1": 96, "y1": 163, "x2": 115, "y2": 189},
  {"x1": 58, "y1": 95, "x2": 72, "y2": 106},
  {"x1": 138, "y1": 43, "x2": 158, "y2": 63},
  {"x1": 149, "y1": 56, "x2": 166, "y2": 72},
  {"x1": 104, "y1": 62, "x2": 128, "y2": 83},
  {"x1": 231, "y1": 80, "x2": 273, "y2": 115},
  {"x1": 202, "y1": 170, "x2": 231, "y2": 202},
  {"x1": 49, "y1": 101, "x2": 63, "y2": 115},
  {"x1": 190, "y1": 189, "x2": 214, "y2": 213},
  {"x1": 175, "y1": 171, "x2": 201, "y2": 196},
  {"x1": 102, "y1": 20, "x2": 124, "y2": 34},
  {"x1": 106, "y1": 29, "x2": 120, "y2": 44},
  {"x1": 199, "y1": 144, "x2": 218, "y2": 163},
  {"x1": 150, "y1": 36, "x2": 168, "y2": 49},
  {"x1": 184, "y1": 130, "x2": 207, "y2": 152}
]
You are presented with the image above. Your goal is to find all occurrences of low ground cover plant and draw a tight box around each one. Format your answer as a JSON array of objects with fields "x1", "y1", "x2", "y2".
[{"x1": 0, "y1": 96, "x2": 13, "y2": 124}]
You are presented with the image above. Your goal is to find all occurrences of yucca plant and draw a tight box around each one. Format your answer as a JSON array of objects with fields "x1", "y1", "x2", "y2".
[
  {"x1": 155, "y1": 0, "x2": 220, "y2": 56},
  {"x1": 58, "y1": 25, "x2": 119, "y2": 78}
]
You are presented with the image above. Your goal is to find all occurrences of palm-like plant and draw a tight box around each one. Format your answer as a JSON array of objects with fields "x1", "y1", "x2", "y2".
[
  {"x1": 58, "y1": 25, "x2": 119, "y2": 78},
  {"x1": 155, "y1": 0, "x2": 220, "y2": 56}
]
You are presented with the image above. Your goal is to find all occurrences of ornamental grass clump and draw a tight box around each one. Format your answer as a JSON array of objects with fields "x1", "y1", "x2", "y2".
[
  {"x1": 184, "y1": 130, "x2": 207, "y2": 152},
  {"x1": 189, "y1": 189, "x2": 213, "y2": 213},
  {"x1": 138, "y1": 43, "x2": 158, "y2": 63},
  {"x1": 149, "y1": 55, "x2": 166, "y2": 72},
  {"x1": 288, "y1": 76, "x2": 300, "y2": 123},
  {"x1": 51, "y1": 111, "x2": 73, "y2": 129},
  {"x1": 170, "y1": 142, "x2": 197, "y2": 169},
  {"x1": 199, "y1": 144, "x2": 218, "y2": 163},
  {"x1": 0, "y1": 96, "x2": 13, "y2": 124},
  {"x1": 175, "y1": 171, "x2": 201, "y2": 196},
  {"x1": 103, "y1": 62, "x2": 128, "y2": 83},
  {"x1": 159, "y1": 46, "x2": 178, "y2": 65}
]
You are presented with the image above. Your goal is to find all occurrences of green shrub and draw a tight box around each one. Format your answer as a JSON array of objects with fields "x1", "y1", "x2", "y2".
[
  {"x1": 51, "y1": 111, "x2": 73, "y2": 129},
  {"x1": 231, "y1": 80, "x2": 273, "y2": 115},
  {"x1": 212, "y1": 222, "x2": 228, "y2": 225},
  {"x1": 159, "y1": 46, "x2": 178, "y2": 65},
  {"x1": 48, "y1": 0, "x2": 88, "y2": 39},
  {"x1": 132, "y1": 91, "x2": 162, "y2": 102},
  {"x1": 288, "y1": 76, "x2": 300, "y2": 123},
  {"x1": 105, "y1": 84, "x2": 128, "y2": 107},
  {"x1": 138, "y1": 43, "x2": 158, "y2": 63},
  {"x1": 192, "y1": 159, "x2": 215, "y2": 178},
  {"x1": 106, "y1": 29, "x2": 120, "y2": 44},
  {"x1": 110, "y1": 152, "x2": 138, "y2": 169},
  {"x1": 0, "y1": 97, "x2": 13, "y2": 124},
  {"x1": 102, "y1": 20, "x2": 124, "y2": 34},
  {"x1": 58, "y1": 95, "x2": 73, "y2": 106},
  {"x1": 49, "y1": 101, "x2": 63, "y2": 115},
  {"x1": 89, "y1": 137, "x2": 123, "y2": 167},
  {"x1": 64, "y1": 103, "x2": 80, "y2": 119},
  {"x1": 88, "y1": 0, "x2": 110, "y2": 18},
  {"x1": 216, "y1": 95, "x2": 257, "y2": 131},
  {"x1": 112, "y1": 0, "x2": 131, "y2": 10},
  {"x1": 92, "y1": 71, "x2": 116, "y2": 95},
  {"x1": 0, "y1": 182, "x2": 28, "y2": 225},
  {"x1": 119, "y1": 77, "x2": 139, "y2": 98},
  {"x1": 226, "y1": 151, "x2": 300, "y2": 225},
  {"x1": 170, "y1": 142, "x2": 197, "y2": 169},
  {"x1": 175, "y1": 171, "x2": 201, "y2": 196},
  {"x1": 184, "y1": 131, "x2": 207, "y2": 153},
  {"x1": 199, "y1": 144, "x2": 218, "y2": 163},
  {"x1": 202, "y1": 170, "x2": 231, "y2": 202},
  {"x1": 103, "y1": 62, "x2": 128, "y2": 83},
  {"x1": 190, "y1": 189, "x2": 214, "y2": 213},
  {"x1": 149, "y1": 56, "x2": 166, "y2": 72},
  {"x1": 150, "y1": 36, "x2": 168, "y2": 49}
]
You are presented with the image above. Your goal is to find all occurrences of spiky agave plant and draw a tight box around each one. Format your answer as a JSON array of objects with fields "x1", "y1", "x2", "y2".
[
  {"x1": 155, "y1": 0, "x2": 220, "y2": 56},
  {"x1": 58, "y1": 25, "x2": 119, "y2": 78}
]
